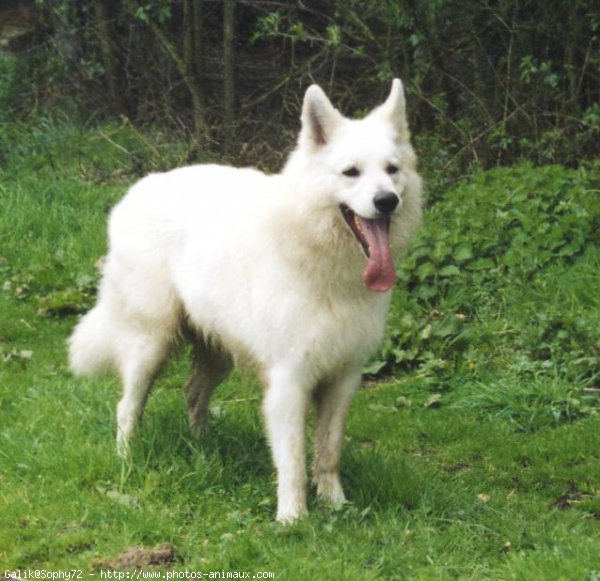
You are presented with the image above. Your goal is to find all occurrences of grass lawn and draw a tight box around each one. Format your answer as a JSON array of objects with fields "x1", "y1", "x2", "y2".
[{"x1": 1, "y1": 121, "x2": 599, "y2": 579}]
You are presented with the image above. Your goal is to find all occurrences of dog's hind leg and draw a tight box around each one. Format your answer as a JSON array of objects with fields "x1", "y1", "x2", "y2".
[
  {"x1": 186, "y1": 338, "x2": 232, "y2": 436},
  {"x1": 115, "y1": 328, "x2": 174, "y2": 458},
  {"x1": 312, "y1": 366, "x2": 362, "y2": 505}
]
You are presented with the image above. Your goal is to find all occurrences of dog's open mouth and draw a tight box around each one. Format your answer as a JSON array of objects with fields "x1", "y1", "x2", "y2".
[{"x1": 340, "y1": 204, "x2": 395, "y2": 292}]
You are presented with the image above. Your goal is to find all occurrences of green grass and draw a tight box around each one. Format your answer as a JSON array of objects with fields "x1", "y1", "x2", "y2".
[{"x1": 1, "y1": 120, "x2": 599, "y2": 579}]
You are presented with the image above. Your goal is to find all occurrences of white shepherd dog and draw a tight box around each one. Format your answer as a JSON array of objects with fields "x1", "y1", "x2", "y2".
[{"x1": 69, "y1": 79, "x2": 422, "y2": 522}]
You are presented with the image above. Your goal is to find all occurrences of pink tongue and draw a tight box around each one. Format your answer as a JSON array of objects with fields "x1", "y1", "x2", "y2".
[{"x1": 359, "y1": 217, "x2": 395, "y2": 292}]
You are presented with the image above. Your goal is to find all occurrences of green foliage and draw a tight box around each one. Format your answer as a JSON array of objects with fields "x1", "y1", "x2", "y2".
[
  {"x1": 0, "y1": 53, "x2": 17, "y2": 119},
  {"x1": 249, "y1": 1, "x2": 599, "y2": 167},
  {"x1": 252, "y1": 12, "x2": 282, "y2": 42},
  {"x1": 453, "y1": 372, "x2": 598, "y2": 433},
  {"x1": 133, "y1": 0, "x2": 172, "y2": 24},
  {"x1": 399, "y1": 165, "x2": 599, "y2": 305},
  {"x1": 4, "y1": 2, "x2": 598, "y2": 166},
  {"x1": 372, "y1": 164, "x2": 600, "y2": 429}
]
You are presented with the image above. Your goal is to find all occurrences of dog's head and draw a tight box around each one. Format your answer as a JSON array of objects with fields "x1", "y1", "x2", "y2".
[{"x1": 286, "y1": 79, "x2": 422, "y2": 293}]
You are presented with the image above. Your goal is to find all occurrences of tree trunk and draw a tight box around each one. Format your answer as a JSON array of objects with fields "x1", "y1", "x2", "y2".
[
  {"x1": 124, "y1": 0, "x2": 207, "y2": 144},
  {"x1": 192, "y1": 0, "x2": 204, "y2": 83},
  {"x1": 223, "y1": 0, "x2": 235, "y2": 154},
  {"x1": 96, "y1": 0, "x2": 128, "y2": 115},
  {"x1": 184, "y1": 0, "x2": 207, "y2": 147}
]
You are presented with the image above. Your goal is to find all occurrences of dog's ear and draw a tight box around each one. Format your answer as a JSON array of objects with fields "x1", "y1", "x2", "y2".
[
  {"x1": 301, "y1": 85, "x2": 344, "y2": 149},
  {"x1": 377, "y1": 78, "x2": 409, "y2": 139}
]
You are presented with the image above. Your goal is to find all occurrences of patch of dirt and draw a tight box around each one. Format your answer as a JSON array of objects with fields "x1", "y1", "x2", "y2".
[
  {"x1": 553, "y1": 483, "x2": 593, "y2": 510},
  {"x1": 443, "y1": 461, "x2": 473, "y2": 474},
  {"x1": 92, "y1": 542, "x2": 178, "y2": 570}
]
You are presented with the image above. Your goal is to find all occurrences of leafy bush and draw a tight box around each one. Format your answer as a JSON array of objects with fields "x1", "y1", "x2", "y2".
[
  {"x1": 399, "y1": 165, "x2": 599, "y2": 305},
  {"x1": 373, "y1": 164, "x2": 600, "y2": 423}
]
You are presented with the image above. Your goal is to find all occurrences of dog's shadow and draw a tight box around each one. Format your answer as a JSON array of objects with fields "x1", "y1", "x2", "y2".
[
  {"x1": 133, "y1": 398, "x2": 274, "y2": 486},
  {"x1": 130, "y1": 397, "x2": 429, "y2": 515}
]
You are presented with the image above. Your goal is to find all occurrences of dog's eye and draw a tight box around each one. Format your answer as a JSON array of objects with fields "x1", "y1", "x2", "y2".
[
  {"x1": 342, "y1": 167, "x2": 361, "y2": 178},
  {"x1": 386, "y1": 164, "x2": 399, "y2": 175}
]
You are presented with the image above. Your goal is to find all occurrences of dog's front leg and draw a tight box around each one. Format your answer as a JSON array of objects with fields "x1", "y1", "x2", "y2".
[
  {"x1": 313, "y1": 365, "x2": 362, "y2": 505},
  {"x1": 263, "y1": 366, "x2": 311, "y2": 523}
]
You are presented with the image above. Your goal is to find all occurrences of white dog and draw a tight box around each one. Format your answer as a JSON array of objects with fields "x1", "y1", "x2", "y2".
[{"x1": 69, "y1": 79, "x2": 422, "y2": 522}]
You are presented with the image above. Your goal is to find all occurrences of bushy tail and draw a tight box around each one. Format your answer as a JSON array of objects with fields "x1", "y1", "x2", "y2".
[{"x1": 68, "y1": 303, "x2": 115, "y2": 377}]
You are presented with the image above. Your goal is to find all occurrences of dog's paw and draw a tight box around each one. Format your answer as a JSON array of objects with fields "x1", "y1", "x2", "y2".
[
  {"x1": 276, "y1": 505, "x2": 308, "y2": 524},
  {"x1": 314, "y1": 471, "x2": 347, "y2": 505},
  {"x1": 188, "y1": 409, "x2": 213, "y2": 439}
]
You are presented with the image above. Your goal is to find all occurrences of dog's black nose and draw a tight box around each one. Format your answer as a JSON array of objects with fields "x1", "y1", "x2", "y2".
[{"x1": 373, "y1": 191, "x2": 400, "y2": 215}]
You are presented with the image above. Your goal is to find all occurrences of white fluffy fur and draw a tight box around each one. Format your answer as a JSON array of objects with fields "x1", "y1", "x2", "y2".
[{"x1": 69, "y1": 79, "x2": 422, "y2": 522}]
